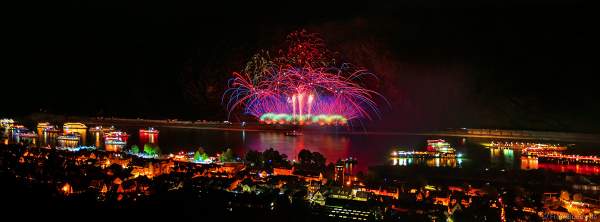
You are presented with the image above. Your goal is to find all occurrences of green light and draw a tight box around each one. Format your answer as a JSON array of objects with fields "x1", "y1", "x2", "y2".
[{"x1": 260, "y1": 113, "x2": 347, "y2": 125}]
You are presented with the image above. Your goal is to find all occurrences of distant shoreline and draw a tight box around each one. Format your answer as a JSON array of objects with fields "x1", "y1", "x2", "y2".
[{"x1": 23, "y1": 115, "x2": 599, "y2": 144}]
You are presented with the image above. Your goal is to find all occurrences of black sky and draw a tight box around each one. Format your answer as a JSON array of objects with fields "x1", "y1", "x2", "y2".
[{"x1": 4, "y1": 0, "x2": 599, "y2": 132}]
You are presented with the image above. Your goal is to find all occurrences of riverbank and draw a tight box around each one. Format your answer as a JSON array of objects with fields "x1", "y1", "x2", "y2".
[{"x1": 18, "y1": 114, "x2": 600, "y2": 143}]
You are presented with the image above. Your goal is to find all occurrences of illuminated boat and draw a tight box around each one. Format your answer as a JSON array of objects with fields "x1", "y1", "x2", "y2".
[
  {"x1": 427, "y1": 139, "x2": 456, "y2": 154},
  {"x1": 38, "y1": 122, "x2": 61, "y2": 133},
  {"x1": 285, "y1": 130, "x2": 303, "y2": 136},
  {"x1": 104, "y1": 131, "x2": 128, "y2": 145},
  {"x1": 522, "y1": 145, "x2": 568, "y2": 156},
  {"x1": 139, "y1": 127, "x2": 159, "y2": 134},
  {"x1": 57, "y1": 133, "x2": 80, "y2": 141},
  {"x1": 11, "y1": 125, "x2": 27, "y2": 131},
  {"x1": 63, "y1": 122, "x2": 87, "y2": 134},
  {"x1": 391, "y1": 140, "x2": 459, "y2": 159},
  {"x1": 57, "y1": 133, "x2": 81, "y2": 147},
  {"x1": 391, "y1": 150, "x2": 432, "y2": 158},
  {"x1": 18, "y1": 131, "x2": 38, "y2": 138},
  {"x1": 89, "y1": 125, "x2": 116, "y2": 133},
  {"x1": 12, "y1": 126, "x2": 37, "y2": 137},
  {"x1": 487, "y1": 141, "x2": 567, "y2": 151},
  {"x1": 105, "y1": 140, "x2": 127, "y2": 145},
  {"x1": 0, "y1": 119, "x2": 15, "y2": 129},
  {"x1": 44, "y1": 126, "x2": 61, "y2": 133}
]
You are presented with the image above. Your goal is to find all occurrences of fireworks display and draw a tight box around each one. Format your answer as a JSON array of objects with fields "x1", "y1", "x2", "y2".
[{"x1": 224, "y1": 30, "x2": 384, "y2": 125}]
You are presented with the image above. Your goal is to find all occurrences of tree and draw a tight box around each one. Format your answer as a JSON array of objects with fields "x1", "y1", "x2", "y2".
[
  {"x1": 194, "y1": 150, "x2": 202, "y2": 162},
  {"x1": 220, "y1": 148, "x2": 234, "y2": 162},
  {"x1": 130, "y1": 145, "x2": 139, "y2": 154},
  {"x1": 311, "y1": 152, "x2": 326, "y2": 169},
  {"x1": 296, "y1": 149, "x2": 327, "y2": 174},
  {"x1": 245, "y1": 150, "x2": 262, "y2": 166},
  {"x1": 144, "y1": 143, "x2": 160, "y2": 156},
  {"x1": 264, "y1": 148, "x2": 287, "y2": 164},
  {"x1": 298, "y1": 149, "x2": 313, "y2": 165},
  {"x1": 194, "y1": 148, "x2": 208, "y2": 162}
]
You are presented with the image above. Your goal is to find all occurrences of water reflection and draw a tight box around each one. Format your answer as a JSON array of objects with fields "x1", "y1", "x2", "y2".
[
  {"x1": 247, "y1": 132, "x2": 350, "y2": 163},
  {"x1": 489, "y1": 148, "x2": 517, "y2": 169},
  {"x1": 4, "y1": 124, "x2": 600, "y2": 176},
  {"x1": 92, "y1": 132, "x2": 102, "y2": 148},
  {"x1": 105, "y1": 144, "x2": 125, "y2": 152},
  {"x1": 58, "y1": 138, "x2": 79, "y2": 148},
  {"x1": 503, "y1": 149, "x2": 514, "y2": 166},
  {"x1": 40, "y1": 132, "x2": 59, "y2": 147},
  {"x1": 519, "y1": 156, "x2": 600, "y2": 175},
  {"x1": 11, "y1": 134, "x2": 36, "y2": 146},
  {"x1": 140, "y1": 132, "x2": 158, "y2": 145},
  {"x1": 520, "y1": 156, "x2": 538, "y2": 170}
]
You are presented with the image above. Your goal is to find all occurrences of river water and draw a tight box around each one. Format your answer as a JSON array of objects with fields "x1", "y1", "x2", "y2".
[{"x1": 5, "y1": 126, "x2": 600, "y2": 175}]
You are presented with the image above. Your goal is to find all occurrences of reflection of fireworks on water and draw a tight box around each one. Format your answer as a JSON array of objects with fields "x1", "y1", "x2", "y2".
[{"x1": 224, "y1": 30, "x2": 385, "y2": 125}]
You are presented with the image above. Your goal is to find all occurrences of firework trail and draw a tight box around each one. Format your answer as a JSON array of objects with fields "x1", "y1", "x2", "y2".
[{"x1": 224, "y1": 30, "x2": 385, "y2": 125}]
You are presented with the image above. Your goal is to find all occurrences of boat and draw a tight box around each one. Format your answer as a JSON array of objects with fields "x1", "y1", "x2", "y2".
[
  {"x1": 89, "y1": 125, "x2": 116, "y2": 133},
  {"x1": 487, "y1": 141, "x2": 567, "y2": 151},
  {"x1": 57, "y1": 133, "x2": 80, "y2": 141},
  {"x1": 391, "y1": 140, "x2": 459, "y2": 158},
  {"x1": 139, "y1": 127, "x2": 159, "y2": 134},
  {"x1": 0, "y1": 119, "x2": 15, "y2": 129},
  {"x1": 105, "y1": 140, "x2": 127, "y2": 145},
  {"x1": 427, "y1": 139, "x2": 456, "y2": 154},
  {"x1": 285, "y1": 130, "x2": 303, "y2": 136},
  {"x1": 38, "y1": 122, "x2": 61, "y2": 133},
  {"x1": 12, "y1": 126, "x2": 37, "y2": 137},
  {"x1": 57, "y1": 133, "x2": 81, "y2": 147},
  {"x1": 104, "y1": 131, "x2": 128, "y2": 146},
  {"x1": 17, "y1": 131, "x2": 38, "y2": 138},
  {"x1": 63, "y1": 122, "x2": 87, "y2": 134},
  {"x1": 44, "y1": 126, "x2": 61, "y2": 133}
]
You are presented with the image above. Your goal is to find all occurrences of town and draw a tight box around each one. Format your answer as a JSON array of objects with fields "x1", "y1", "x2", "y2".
[{"x1": 3, "y1": 121, "x2": 600, "y2": 221}]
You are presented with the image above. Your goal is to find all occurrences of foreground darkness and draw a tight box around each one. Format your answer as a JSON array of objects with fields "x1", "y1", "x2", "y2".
[
  {"x1": 4, "y1": 1, "x2": 599, "y2": 132},
  {"x1": 0, "y1": 142, "x2": 570, "y2": 221}
]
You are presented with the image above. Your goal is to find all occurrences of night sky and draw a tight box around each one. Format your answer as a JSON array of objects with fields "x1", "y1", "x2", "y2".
[{"x1": 5, "y1": 1, "x2": 599, "y2": 132}]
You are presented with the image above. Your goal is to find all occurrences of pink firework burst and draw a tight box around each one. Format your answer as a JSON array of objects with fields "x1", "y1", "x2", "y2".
[{"x1": 223, "y1": 30, "x2": 385, "y2": 125}]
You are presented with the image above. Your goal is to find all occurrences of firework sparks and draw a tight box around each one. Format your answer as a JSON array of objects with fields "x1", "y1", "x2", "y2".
[{"x1": 224, "y1": 30, "x2": 384, "y2": 125}]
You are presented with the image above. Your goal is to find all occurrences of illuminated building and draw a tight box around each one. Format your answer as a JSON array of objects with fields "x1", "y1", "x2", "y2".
[
  {"x1": 315, "y1": 188, "x2": 378, "y2": 221},
  {"x1": 308, "y1": 190, "x2": 326, "y2": 206},
  {"x1": 273, "y1": 167, "x2": 293, "y2": 176},
  {"x1": 61, "y1": 183, "x2": 73, "y2": 195},
  {"x1": 358, "y1": 187, "x2": 399, "y2": 199},
  {"x1": 335, "y1": 164, "x2": 345, "y2": 185},
  {"x1": 130, "y1": 160, "x2": 174, "y2": 178}
]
